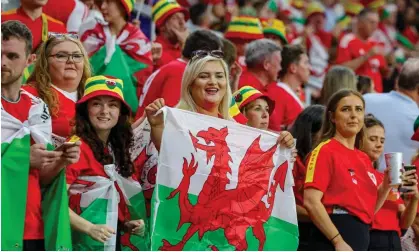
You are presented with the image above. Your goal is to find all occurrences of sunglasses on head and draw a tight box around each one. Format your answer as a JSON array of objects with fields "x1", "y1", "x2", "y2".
[
  {"x1": 48, "y1": 32, "x2": 79, "y2": 40},
  {"x1": 191, "y1": 50, "x2": 224, "y2": 61}
]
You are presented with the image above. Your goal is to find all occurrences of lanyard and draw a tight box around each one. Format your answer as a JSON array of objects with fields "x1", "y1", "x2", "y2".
[{"x1": 41, "y1": 13, "x2": 48, "y2": 42}]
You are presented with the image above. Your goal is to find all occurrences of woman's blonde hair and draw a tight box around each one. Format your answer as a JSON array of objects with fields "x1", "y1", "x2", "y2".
[
  {"x1": 27, "y1": 35, "x2": 92, "y2": 116},
  {"x1": 320, "y1": 66, "x2": 358, "y2": 105},
  {"x1": 176, "y1": 56, "x2": 233, "y2": 120}
]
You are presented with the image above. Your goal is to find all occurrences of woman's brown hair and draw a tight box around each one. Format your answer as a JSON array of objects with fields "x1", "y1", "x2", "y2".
[
  {"x1": 27, "y1": 35, "x2": 92, "y2": 116},
  {"x1": 317, "y1": 89, "x2": 365, "y2": 149},
  {"x1": 74, "y1": 101, "x2": 134, "y2": 177}
]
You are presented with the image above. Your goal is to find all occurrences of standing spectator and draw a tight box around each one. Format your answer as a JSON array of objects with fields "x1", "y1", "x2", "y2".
[
  {"x1": 364, "y1": 58, "x2": 419, "y2": 170},
  {"x1": 1, "y1": 20, "x2": 80, "y2": 251},
  {"x1": 357, "y1": 75, "x2": 373, "y2": 95},
  {"x1": 360, "y1": 114, "x2": 419, "y2": 251},
  {"x1": 79, "y1": 0, "x2": 154, "y2": 113},
  {"x1": 42, "y1": 0, "x2": 89, "y2": 33},
  {"x1": 224, "y1": 16, "x2": 264, "y2": 68},
  {"x1": 269, "y1": 44, "x2": 309, "y2": 131},
  {"x1": 24, "y1": 34, "x2": 91, "y2": 146},
  {"x1": 303, "y1": 89, "x2": 392, "y2": 251},
  {"x1": 1, "y1": 0, "x2": 67, "y2": 53},
  {"x1": 402, "y1": 6, "x2": 419, "y2": 46},
  {"x1": 336, "y1": 8, "x2": 388, "y2": 93},
  {"x1": 136, "y1": 30, "x2": 223, "y2": 119},
  {"x1": 319, "y1": 65, "x2": 358, "y2": 105},
  {"x1": 290, "y1": 104, "x2": 326, "y2": 251},
  {"x1": 152, "y1": 0, "x2": 190, "y2": 69},
  {"x1": 237, "y1": 39, "x2": 283, "y2": 130}
]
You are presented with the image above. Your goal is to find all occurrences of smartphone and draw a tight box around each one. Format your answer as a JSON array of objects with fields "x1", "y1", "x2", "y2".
[
  {"x1": 400, "y1": 165, "x2": 417, "y2": 193},
  {"x1": 54, "y1": 142, "x2": 77, "y2": 152}
]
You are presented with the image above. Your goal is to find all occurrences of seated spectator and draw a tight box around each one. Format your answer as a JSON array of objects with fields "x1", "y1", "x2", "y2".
[
  {"x1": 360, "y1": 114, "x2": 419, "y2": 251},
  {"x1": 1, "y1": 0, "x2": 67, "y2": 52},
  {"x1": 319, "y1": 66, "x2": 358, "y2": 104},
  {"x1": 364, "y1": 58, "x2": 419, "y2": 169},
  {"x1": 79, "y1": 0, "x2": 153, "y2": 113},
  {"x1": 152, "y1": 0, "x2": 190, "y2": 69},
  {"x1": 136, "y1": 30, "x2": 223, "y2": 119},
  {"x1": 24, "y1": 34, "x2": 92, "y2": 146},
  {"x1": 336, "y1": 8, "x2": 388, "y2": 93}
]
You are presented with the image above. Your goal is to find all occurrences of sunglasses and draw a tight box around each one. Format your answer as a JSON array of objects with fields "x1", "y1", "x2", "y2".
[
  {"x1": 191, "y1": 50, "x2": 224, "y2": 61},
  {"x1": 48, "y1": 32, "x2": 79, "y2": 40}
]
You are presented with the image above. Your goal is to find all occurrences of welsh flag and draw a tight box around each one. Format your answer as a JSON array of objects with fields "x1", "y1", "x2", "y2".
[
  {"x1": 1, "y1": 90, "x2": 72, "y2": 251},
  {"x1": 150, "y1": 107, "x2": 299, "y2": 250},
  {"x1": 68, "y1": 157, "x2": 150, "y2": 251}
]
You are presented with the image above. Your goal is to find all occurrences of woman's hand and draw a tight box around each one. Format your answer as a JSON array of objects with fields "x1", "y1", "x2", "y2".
[
  {"x1": 401, "y1": 169, "x2": 419, "y2": 200},
  {"x1": 87, "y1": 224, "x2": 116, "y2": 243},
  {"x1": 145, "y1": 98, "x2": 165, "y2": 128},
  {"x1": 124, "y1": 219, "x2": 145, "y2": 236},
  {"x1": 277, "y1": 131, "x2": 295, "y2": 149},
  {"x1": 30, "y1": 143, "x2": 62, "y2": 169},
  {"x1": 62, "y1": 141, "x2": 81, "y2": 165},
  {"x1": 382, "y1": 167, "x2": 392, "y2": 190},
  {"x1": 333, "y1": 236, "x2": 353, "y2": 251}
]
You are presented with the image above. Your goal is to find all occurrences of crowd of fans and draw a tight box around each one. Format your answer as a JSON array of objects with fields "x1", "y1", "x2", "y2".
[{"x1": 2, "y1": 0, "x2": 419, "y2": 250}]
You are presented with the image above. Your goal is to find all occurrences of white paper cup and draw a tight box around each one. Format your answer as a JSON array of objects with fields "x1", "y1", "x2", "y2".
[{"x1": 384, "y1": 152, "x2": 403, "y2": 186}]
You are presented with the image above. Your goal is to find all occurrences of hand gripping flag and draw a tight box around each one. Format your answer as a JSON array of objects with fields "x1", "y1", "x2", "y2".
[
  {"x1": 68, "y1": 149, "x2": 150, "y2": 251},
  {"x1": 150, "y1": 107, "x2": 299, "y2": 251},
  {"x1": 1, "y1": 89, "x2": 72, "y2": 251}
]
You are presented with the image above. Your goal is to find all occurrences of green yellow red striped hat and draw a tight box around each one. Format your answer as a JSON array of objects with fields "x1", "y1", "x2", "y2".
[
  {"x1": 262, "y1": 18, "x2": 288, "y2": 44},
  {"x1": 305, "y1": 1, "x2": 326, "y2": 19},
  {"x1": 225, "y1": 16, "x2": 264, "y2": 41},
  {"x1": 77, "y1": 75, "x2": 130, "y2": 112},
  {"x1": 231, "y1": 86, "x2": 275, "y2": 115},
  {"x1": 343, "y1": 0, "x2": 364, "y2": 16},
  {"x1": 152, "y1": 0, "x2": 189, "y2": 28},
  {"x1": 120, "y1": 0, "x2": 135, "y2": 15}
]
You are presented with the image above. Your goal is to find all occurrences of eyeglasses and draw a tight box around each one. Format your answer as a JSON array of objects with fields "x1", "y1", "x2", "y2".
[
  {"x1": 191, "y1": 50, "x2": 224, "y2": 61},
  {"x1": 49, "y1": 53, "x2": 84, "y2": 63},
  {"x1": 48, "y1": 32, "x2": 79, "y2": 40}
]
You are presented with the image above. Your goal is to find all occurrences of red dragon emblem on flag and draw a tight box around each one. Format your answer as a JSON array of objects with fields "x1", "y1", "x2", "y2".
[{"x1": 159, "y1": 127, "x2": 288, "y2": 250}]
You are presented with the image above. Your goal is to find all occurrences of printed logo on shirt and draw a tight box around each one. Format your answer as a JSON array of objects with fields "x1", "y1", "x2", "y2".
[
  {"x1": 368, "y1": 171, "x2": 377, "y2": 186},
  {"x1": 349, "y1": 168, "x2": 357, "y2": 185}
]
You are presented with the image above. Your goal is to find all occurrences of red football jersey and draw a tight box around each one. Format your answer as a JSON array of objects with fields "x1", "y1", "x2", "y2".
[
  {"x1": 2, "y1": 7, "x2": 67, "y2": 52},
  {"x1": 305, "y1": 139, "x2": 379, "y2": 224},
  {"x1": 293, "y1": 156, "x2": 306, "y2": 207},
  {"x1": 336, "y1": 33, "x2": 387, "y2": 93},
  {"x1": 154, "y1": 35, "x2": 182, "y2": 70}
]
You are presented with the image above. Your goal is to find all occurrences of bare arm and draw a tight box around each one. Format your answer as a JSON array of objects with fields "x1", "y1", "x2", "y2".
[
  {"x1": 304, "y1": 188, "x2": 352, "y2": 250},
  {"x1": 145, "y1": 98, "x2": 165, "y2": 152},
  {"x1": 399, "y1": 170, "x2": 419, "y2": 229},
  {"x1": 340, "y1": 54, "x2": 369, "y2": 71},
  {"x1": 375, "y1": 183, "x2": 392, "y2": 213},
  {"x1": 296, "y1": 204, "x2": 311, "y2": 222}
]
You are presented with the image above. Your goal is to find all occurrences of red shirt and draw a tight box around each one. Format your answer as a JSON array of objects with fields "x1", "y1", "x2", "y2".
[
  {"x1": 136, "y1": 58, "x2": 187, "y2": 119},
  {"x1": 372, "y1": 172, "x2": 403, "y2": 233},
  {"x1": 24, "y1": 85, "x2": 76, "y2": 138},
  {"x1": 2, "y1": 7, "x2": 67, "y2": 52},
  {"x1": 154, "y1": 35, "x2": 182, "y2": 69},
  {"x1": 2, "y1": 92, "x2": 44, "y2": 239},
  {"x1": 336, "y1": 33, "x2": 387, "y2": 93},
  {"x1": 42, "y1": 0, "x2": 75, "y2": 25},
  {"x1": 66, "y1": 140, "x2": 133, "y2": 222},
  {"x1": 293, "y1": 156, "x2": 306, "y2": 207},
  {"x1": 304, "y1": 139, "x2": 379, "y2": 224},
  {"x1": 267, "y1": 82, "x2": 304, "y2": 132},
  {"x1": 238, "y1": 70, "x2": 266, "y2": 91}
]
